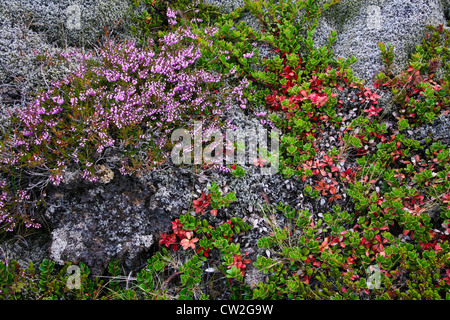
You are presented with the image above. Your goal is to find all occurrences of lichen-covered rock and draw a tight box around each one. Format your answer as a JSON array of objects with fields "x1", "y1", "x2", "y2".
[
  {"x1": 0, "y1": 3, "x2": 76, "y2": 131},
  {"x1": 0, "y1": 0, "x2": 132, "y2": 47},
  {"x1": 314, "y1": 0, "x2": 446, "y2": 85},
  {"x1": 44, "y1": 169, "x2": 192, "y2": 275},
  {"x1": 204, "y1": 0, "x2": 244, "y2": 13},
  {"x1": 404, "y1": 114, "x2": 450, "y2": 145},
  {"x1": 442, "y1": 0, "x2": 450, "y2": 20},
  {"x1": 0, "y1": 0, "x2": 134, "y2": 124},
  {"x1": 0, "y1": 5, "x2": 67, "y2": 94},
  {"x1": 0, "y1": 234, "x2": 50, "y2": 269},
  {"x1": 0, "y1": 0, "x2": 135, "y2": 114}
]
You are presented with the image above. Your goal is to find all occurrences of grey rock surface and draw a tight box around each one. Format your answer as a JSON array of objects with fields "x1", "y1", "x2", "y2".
[
  {"x1": 443, "y1": 0, "x2": 450, "y2": 20},
  {"x1": 204, "y1": 0, "x2": 245, "y2": 13},
  {"x1": 405, "y1": 114, "x2": 450, "y2": 145},
  {"x1": 44, "y1": 169, "x2": 192, "y2": 275},
  {"x1": 315, "y1": 0, "x2": 447, "y2": 85},
  {"x1": 0, "y1": 234, "x2": 51, "y2": 269},
  {"x1": 0, "y1": 4, "x2": 65, "y2": 95},
  {"x1": 0, "y1": 0, "x2": 132, "y2": 48}
]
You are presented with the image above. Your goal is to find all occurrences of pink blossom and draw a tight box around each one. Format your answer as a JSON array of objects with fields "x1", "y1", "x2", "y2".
[{"x1": 167, "y1": 7, "x2": 177, "y2": 25}]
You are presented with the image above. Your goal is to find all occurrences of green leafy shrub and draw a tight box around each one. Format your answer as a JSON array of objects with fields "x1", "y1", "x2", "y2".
[
  {"x1": 375, "y1": 25, "x2": 450, "y2": 126},
  {"x1": 252, "y1": 199, "x2": 450, "y2": 300}
]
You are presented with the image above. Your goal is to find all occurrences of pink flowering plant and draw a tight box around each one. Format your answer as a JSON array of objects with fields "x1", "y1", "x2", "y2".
[
  {"x1": 0, "y1": 179, "x2": 41, "y2": 233},
  {"x1": 0, "y1": 23, "x2": 237, "y2": 233},
  {"x1": 128, "y1": 0, "x2": 219, "y2": 47}
]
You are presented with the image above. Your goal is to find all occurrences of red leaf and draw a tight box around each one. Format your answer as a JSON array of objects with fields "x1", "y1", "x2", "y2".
[
  {"x1": 329, "y1": 194, "x2": 341, "y2": 203},
  {"x1": 331, "y1": 166, "x2": 340, "y2": 172},
  {"x1": 192, "y1": 192, "x2": 211, "y2": 215}
]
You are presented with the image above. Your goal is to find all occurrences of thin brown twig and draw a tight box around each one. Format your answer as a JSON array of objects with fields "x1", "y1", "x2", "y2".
[{"x1": 162, "y1": 271, "x2": 181, "y2": 289}]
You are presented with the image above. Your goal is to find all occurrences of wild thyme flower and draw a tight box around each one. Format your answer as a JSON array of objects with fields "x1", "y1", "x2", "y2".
[{"x1": 167, "y1": 7, "x2": 177, "y2": 25}]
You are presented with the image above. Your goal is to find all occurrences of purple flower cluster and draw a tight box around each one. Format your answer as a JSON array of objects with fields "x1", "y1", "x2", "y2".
[
  {"x1": 231, "y1": 78, "x2": 250, "y2": 109},
  {"x1": 0, "y1": 180, "x2": 41, "y2": 232},
  {"x1": 167, "y1": 7, "x2": 177, "y2": 25},
  {"x1": 2, "y1": 24, "x2": 239, "y2": 186}
]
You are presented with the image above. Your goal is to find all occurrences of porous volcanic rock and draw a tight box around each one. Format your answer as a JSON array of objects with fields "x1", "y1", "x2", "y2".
[{"x1": 43, "y1": 168, "x2": 192, "y2": 275}]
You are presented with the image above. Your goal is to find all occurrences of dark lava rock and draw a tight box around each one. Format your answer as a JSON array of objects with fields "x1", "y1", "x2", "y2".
[
  {"x1": 0, "y1": 233, "x2": 51, "y2": 269},
  {"x1": 404, "y1": 114, "x2": 450, "y2": 145},
  {"x1": 42, "y1": 168, "x2": 192, "y2": 275}
]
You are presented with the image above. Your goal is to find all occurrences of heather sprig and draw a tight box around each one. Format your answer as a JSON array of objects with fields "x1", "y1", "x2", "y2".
[
  {"x1": 128, "y1": 0, "x2": 220, "y2": 47},
  {"x1": 0, "y1": 24, "x2": 239, "y2": 205},
  {"x1": 0, "y1": 179, "x2": 41, "y2": 233}
]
